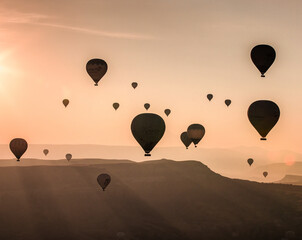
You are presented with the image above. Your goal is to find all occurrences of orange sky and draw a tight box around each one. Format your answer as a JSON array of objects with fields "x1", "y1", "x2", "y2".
[{"x1": 0, "y1": 0, "x2": 302, "y2": 153}]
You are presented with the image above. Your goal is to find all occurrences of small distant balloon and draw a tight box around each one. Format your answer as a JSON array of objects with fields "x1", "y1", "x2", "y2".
[
  {"x1": 131, "y1": 113, "x2": 165, "y2": 156},
  {"x1": 248, "y1": 100, "x2": 280, "y2": 140},
  {"x1": 113, "y1": 102, "x2": 120, "y2": 110},
  {"x1": 9, "y1": 138, "x2": 28, "y2": 161},
  {"x1": 164, "y1": 109, "x2": 171, "y2": 116},
  {"x1": 180, "y1": 132, "x2": 192, "y2": 149},
  {"x1": 97, "y1": 173, "x2": 111, "y2": 191},
  {"x1": 144, "y1": 103, "x2": 150, "y2": 110},
  {"x1": 65, "y1": 153, "x2": 72, "y2": 161},
  {"x1": 251, "y1": 45, "x2": 276, "y2": 77},
  {"x1": 43, "y1": 149, "x2": 49, "y2": 156},
  {"x1": 187, "y1": 124, "x2": 205, "y2": 147},
  {"x1": 263, "y1": 171, "x2": 268, "y2": 178},
  {"x1": 86, "y1": 59, "x2": 108, "y2": 86},
  {"x1": 63, "y1": 99, "x2": 69, "y2": 107},
  {"x1": 247, "y1": 158, "x2": 254, "y2": 166},
  {"x1": 225, "y1": 99, "x2": 231, "y2": 107},
  {"x1": 207, "y1": 94, "x2": 213, "y2": 101},
  {"x1": 131, "y1": 82, "x2": 138, "y2": 89}
]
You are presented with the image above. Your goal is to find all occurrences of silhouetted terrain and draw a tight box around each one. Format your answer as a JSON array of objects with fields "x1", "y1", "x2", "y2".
[
  {"x1": 276, "y1": 175, "x2": 302, "y2": 186},
  {"x1": 0, "y1": 159, "x2": 301, "y2": 240}
]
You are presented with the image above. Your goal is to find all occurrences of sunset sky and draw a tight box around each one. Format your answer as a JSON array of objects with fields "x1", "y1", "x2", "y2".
[{"x1": 0, "y1": 0, "x2": 302, "y2": 153}]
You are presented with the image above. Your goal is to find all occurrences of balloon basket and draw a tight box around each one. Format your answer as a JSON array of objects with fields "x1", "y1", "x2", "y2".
[
  {"x1": 145, "y1": 153, "x2": 151, "y2": 156},
  {"x1": 261, "y1": 74, "x2": 265, "y2": 77},
  {"x1": 260, "y1": 137, "x2": 267, "y2": 141},
  {"x1": 94, "y1": 83, "x2": 98, "y2": 86}
]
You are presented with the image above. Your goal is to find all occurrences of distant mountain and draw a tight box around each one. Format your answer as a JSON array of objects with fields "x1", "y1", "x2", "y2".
[
  {"x1": 0, "y1": 159, "x2": 301, "y2": 240},
  {"x1": 276, "y1": 175, "x2": 302, "y2": 186}
]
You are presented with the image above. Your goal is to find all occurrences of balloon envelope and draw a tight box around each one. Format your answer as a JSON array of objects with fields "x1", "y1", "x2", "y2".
[
  {"x1": 63, "y1": 99, "x2": 69, "y2": 107},
  {"x1": 225, "y1": 99, "x2": 231, "y2": 107},
  {"x1": 86, "y1": 59, "x2": 108, "y2": 86},
  {"x1": 207, "y1": 94, "x2": 213, "y2": 101},
  {"x1": 144, "y1": 103, "x2": 150, "y2": 110},
  {"x1": 9, "y1": 138, "x2": 28, "y2": 161},
  {"x1": 131, "y1": 113, "x2": 165, "y2": 156},
  {"x1": 251, "y1": 45, "x2": 276, "y2": 77},
  {"x1": 187, "y1": 124, "x2": 205, "y2": 147},
  {"x1": 248, "y1": 100, "x2": 280, "y2": 140},
  {"x1": 247, "y1": 158, "x2": 254, "y2": 166},
  {"x1": 164, "y1": 109, "x2": 171, "y2": 116},
  {"x1": 263, "y1": 171, "x2": 268, "y2": 178},
  {"x1": 97, "y1": 173, "x2": 111, "y2": 191},
  {"x1": 180, "y1": 132, "x2": 192, "y2": 149},
  {"x1": 65, "y1": 153, "x2": 72, "y2": 161},
  {"x1": 131, "y1": 82, "x2": 138, "y2": 89},
  {"x1": 43, "y1": 149, "x2": 49, "y2": 156},
  {"x1": 113, "y1": 102, "x2": 119, "y2": 110}
]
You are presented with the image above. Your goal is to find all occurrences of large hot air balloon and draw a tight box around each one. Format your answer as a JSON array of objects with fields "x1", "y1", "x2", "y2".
[
  {"x1": 65, "y1": 153, "x2": 72, "y2": 161},
  {"x1": 251, "y1": 45, "x2": 276, "y2": 77},
  {"x1": 144, "y1": 103, "x2": 150, "y2": 110},
  {"x1": 225, "y1": 99, "x2": 231, "y2": 107},
  {"x1": 247, "y1": 158, "x2": 254, "y2": 166},
  {"x1": 248, "y1": 100, "x2": 280, "y2": 140},
  {"x1": 131, "y1": 113, "x2": 165, "y2": 156},
  {"x1": 63, "y1": 99, "x2": 69, "y2": 107},
  {"x1": 86, "y1": 59, "x2": 108, "y2": 86},
  {"x1": 207, "y1": 94, "x2": 213, "y2": 101},
  {"x1": 131, "y1": 82, "x2": 138, "y2": 89},
  {"x1": 113, "y1": 102, "x2": 120, "y2": 110},
  {"x1": 164, "y1": 109, "x2": 171, "y2": 116},
  {"x1": 97, "y1": 173, "x2": 111, "y2": 191},
  {"x1": 187, "y1": 124, "x2": 205, "y2": 147},
  {"x1": 180, "y1": 132, "x2": 192, "y2": 149},
  {"x1": 43, "y1": 149, "x2": 49, "y2": 156},
  {"x1": 9, "y1": 138, "x2": 28, "y2": 161},
  {"x1": 263, "y1": 171, "x2": 268, "y2": 178}
]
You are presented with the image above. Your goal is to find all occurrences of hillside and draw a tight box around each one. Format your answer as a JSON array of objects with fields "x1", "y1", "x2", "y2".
[
  {"x1": 276, "y1": 175, "x2": 302, "y2": 186},
  {"x1": 0, "y1": 159, "x2": 301, "y2": 240}
]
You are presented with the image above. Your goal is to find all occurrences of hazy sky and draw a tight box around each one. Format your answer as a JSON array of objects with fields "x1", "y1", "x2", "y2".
[{"x1": 0, "y1": 0, "x2": 302, "y2": 152}]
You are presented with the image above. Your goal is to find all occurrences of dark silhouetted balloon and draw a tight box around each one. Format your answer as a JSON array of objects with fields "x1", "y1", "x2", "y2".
[
  {"x1": 63, "y1": 99, "x2": 69, "y2": 107},
  {"x1": 207, "y1": 94, "x2": 213, "y2": 101},
  {"x1": 144, "y1": 103, "x2": 150, "y2": 110},
  {"x1": 9, "y1": 138, "x2": 28, "y2": 161},
  {"x1": 65, "y1": 153, "x2": 72, "y2": 161},
  {"x1": 131, "y1": 113, "x2": 165, "y2": 156},
  {"x1": 164, "y1": 109, "x2": 171, "y2": 116},
  {"x1": 113, "y1": 102, "x2": 119, "y2": 110},
  {"x1": 132, "y1": 82, "x2": 138, "y2": 89},
  {"x1": 225, "y1": 99, "x2": 231, "y2": 107},
  {"x1": 187, "y1": 124, "x2": 205, "y2": 147},
  {"x1": 180, "y1": 132, "x2": 192, "y2": 149},
  {"x1": 247, "y1": 158, "x2": 254, "y2": 166},
  {"x1": 248, "y1": 100, "x2": 280, "y2": 140},
  {"x1": 86, "y1": 59, "x2": 108, "y2": 86},
  {"x1": 97, "y1": 173, "x2": 111, "y2": 191},
  {"x1": 251, "y1": 45, "x2": 276, "y2": 77},
  {"x1": 263, "y1": 171, "x2": 268, "y2": 178},
  {"x1": 43, "y1": 149, "x2": 49, "y2": 156}
]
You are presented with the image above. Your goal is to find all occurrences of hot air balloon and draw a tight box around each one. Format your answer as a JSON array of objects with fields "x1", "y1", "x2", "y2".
[
  {"x1": 180, "y1": 132, "x2": 192, "y2": 149},
  {"x1": 207, "y1": 94, "x2": 213, "y2": 101},
  {"x1": 9, "y1": 138, "x2": 28, "y2": 161},
  {"x1": 247, "y1": 158, "x2": 254, "y2": 166},
  {"x1": 144, "y1": 103, "x2": 150, "y2": 110},
  {"x1": 86, "y1": 59, "x2": 108, "y2": 86},
  {"x1": 65, "y1": 153, "x2": 72, "y2": 161},
  {"x1": 164, "y1": 109, "x2": 171, "y2": 116},
  {"x1": 97, "y1": 173, "x2": 111, "y2": 191},
  {"x1": 251, "y1": 45, "x2": 276, "y2": 77},
  {"x1": 113, "y1": 102, "x2": 119, "y2": 110},
  {"x1": 131, "y1": 113, "x2": 165, "y2": 156},
  {"x1": 63, "y1": 99, "x2": 69, "y2": 107},
  {"x1": 187, "y1": 124, "x2": 205, "y2": 147},
  {"x1": 248, "y1": 100, "x2": 280, "y2": 140},
  {"x1": 225, "y1": 99, "x2": 231, "y2": 107},
  {"x1": 43, "y1": 149, "x2": 49, "y2": 156},
  {"x1": 263, "y1": 171, "x2": 268, "y2": 178},
  {"x1": 131, "y1": 82, "x2": 138, "y2": 89}
]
